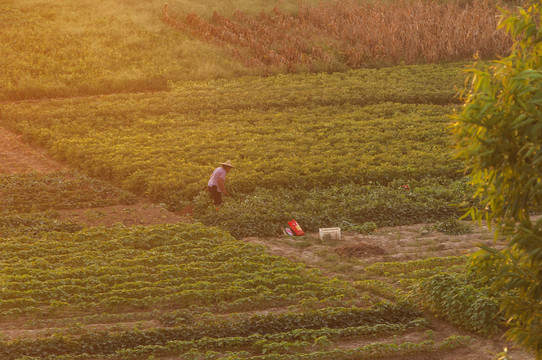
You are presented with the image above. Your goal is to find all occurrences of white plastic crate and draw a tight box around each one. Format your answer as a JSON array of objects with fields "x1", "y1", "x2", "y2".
[{"x1": 319, "y1": 227, "x2": 341, "y2": 241}]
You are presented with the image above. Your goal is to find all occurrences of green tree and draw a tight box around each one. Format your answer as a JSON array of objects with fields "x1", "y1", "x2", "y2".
[{"x1": 453, "y1": 2, "x2": 542, "y2": 358}]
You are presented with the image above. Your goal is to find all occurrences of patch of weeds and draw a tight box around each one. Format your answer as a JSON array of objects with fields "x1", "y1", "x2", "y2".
[
  {"x1": 421, "y1": 217, "x2": 473, "y2": 236},
  {"x1": 65, "y1": 323, "x2": 87, "y2": 336},
  {"x1": 322, "y1": 252, "x2": 342, "y2": 264},
  {"x1": 314, "y1": 250, "x2": 345, "y2": 271},
  {"x1": 347, "y1": 221, "x2": 378, "y2": 234},
  {"x1": 83, "y1": 209, "x2": 106, "y2": 222},
  {"x1": 331, "y1": 262, "x2": 355, "y2": 273},
  {"x1": 428, "y1": 243, "x2": 446, "y2": 251},
  {"x1": 292, "y1": 239, "x2": 316, "y2": 249}
]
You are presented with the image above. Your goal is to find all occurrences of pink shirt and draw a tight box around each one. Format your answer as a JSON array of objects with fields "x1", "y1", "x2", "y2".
[{"x1": 208, "y1": 167, "x2": 227, "y2": 191}]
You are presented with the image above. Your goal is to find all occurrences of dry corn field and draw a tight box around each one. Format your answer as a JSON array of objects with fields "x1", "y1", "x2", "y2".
[{"x1": 163, "y1": 0, "x2": 512, "y2": 72}]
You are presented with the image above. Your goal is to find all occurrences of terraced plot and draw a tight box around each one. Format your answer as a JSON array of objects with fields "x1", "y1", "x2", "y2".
[
  {"x1": 0, "y1": 63, "x2": 473, "y2": 237},
  {"x1": 0, "y1": 222, "x2": 476, "y2": 360}
]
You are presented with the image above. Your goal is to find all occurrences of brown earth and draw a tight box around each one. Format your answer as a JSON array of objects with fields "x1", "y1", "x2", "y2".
[
  {"x1": 0, "y1": 126, "x2": 190, "y2": 225},
  {"x1": 334, "y1": 241, "x2": 388, "y2": 258},
  {"x1": 241, "y1": 226, "x2": 534, "y2": 360},
  {"x1": 242, "y1": 224, "x2": 497, "y2": 274},
  {"x1": 0, "y1": 126, "x2": 535, "y2": 359},
  {"x1": 0, "y1": 127, "x2": 66, "y2": 174}
]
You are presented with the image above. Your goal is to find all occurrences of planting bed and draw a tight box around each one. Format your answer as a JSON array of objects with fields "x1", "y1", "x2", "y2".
[{"x1": 0, "y1": 128, "x2": 534, "y2": 359}]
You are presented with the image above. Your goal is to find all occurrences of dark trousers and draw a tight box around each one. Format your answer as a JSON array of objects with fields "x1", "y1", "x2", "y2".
[{"x1": 208, "y1": 186, "x2": 223, "y2": 206}]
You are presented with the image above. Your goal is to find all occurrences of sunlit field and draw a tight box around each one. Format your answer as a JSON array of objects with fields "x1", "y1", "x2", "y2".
[
  {"x1": 1, "y1": 0, "x2": 510, "y2": 101},
  {"x1": 0, "y1": 0, "x2": 326, "y2": 101},
  {"x1": 0, "y1": 0, "x2": 535, "y2": 358}
]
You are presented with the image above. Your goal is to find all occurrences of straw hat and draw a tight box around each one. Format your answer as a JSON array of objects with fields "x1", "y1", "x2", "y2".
[{"x1": 220, "y1": 160, "x2": 235, "y2": 168}]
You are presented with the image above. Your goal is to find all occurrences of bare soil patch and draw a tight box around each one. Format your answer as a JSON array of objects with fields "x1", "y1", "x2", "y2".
[
  {"x1": 335, "y1": 242, "x2": 387, "y2": 258},
  {"x1": 0, "y1": 127, "x2": 65, "y2": 174},
  {"x1": 0, "y1": 126, "x2": 189, "y2": 226},
  {"x1": 242, "y1": 222, "x2": 496, "y2": 273}
]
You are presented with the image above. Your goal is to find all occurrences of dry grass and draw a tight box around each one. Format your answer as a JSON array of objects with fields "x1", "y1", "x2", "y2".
[{"x1": 164, "y1": 0, "x2": 512, "y2": 72}]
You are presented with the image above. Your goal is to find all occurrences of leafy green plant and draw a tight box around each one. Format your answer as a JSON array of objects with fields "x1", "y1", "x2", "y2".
[
  {"x1": 0, "y1": 171, "x2": 136, "y2": 213},
  {"x1": 453, "y1": 2, "x2": 542, "y2": 356},
  {"x1": 365, "y1": 256, "x2": 468, "y2": 276},
  {"x1": 408, "y1": 273, "x2": 502, "y2": 336}
]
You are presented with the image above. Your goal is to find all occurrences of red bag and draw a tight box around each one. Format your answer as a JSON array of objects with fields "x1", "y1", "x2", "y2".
[{"x1": 288, "y1": 219, "x2": 305, "y2": 236}]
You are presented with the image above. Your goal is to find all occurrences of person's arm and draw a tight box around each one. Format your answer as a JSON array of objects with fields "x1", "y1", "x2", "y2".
[{"x1": 218, "y1": 177, "x2": 227, "y2": 195}]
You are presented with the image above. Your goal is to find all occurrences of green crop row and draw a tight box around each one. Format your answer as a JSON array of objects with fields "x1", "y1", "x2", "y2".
[
  {"x1": 21, "y1": 310, "x2": 154, "y2": 330},
  {"x1": 240, "y1": 336, "x2": 473, "y2": 360},
  {"x1": 0, "y1": 171, "x2": 136, "y2": 213},
  {"x1": 0, "y1": 64, "x2": 466, "y2": 204},
  {"x1": 1, "y1": 62, "x2": 466, "y2": 123},
  {"x1": 54, "y1": 318, "x2": 427, "y2": 359},
  {"x1": 7, "y1": 335, "x2": 472, "y2": 360},
  {"x1": 0, "y1": 302, "x2": 421, "y2": 359},
  {"x1": 5, "y1": 272, "x2": 312, "y2": 292},
  {"x1": 0, "y1": 212, "x2": 83, "y2": 239},
  {"x1": 408, "y1": 273, "x2": 502, "y2": 336},
  {"x1": 0, "y1": 239, "x2": 273, "y2": 266},
  {"x1": 193, "y1": 177, "x2": 475, "y2": 237},
  {"x1": 0, "y1": 224, "x2": 361, "y2": 316},
  {"x1": 2, "y1": 261, "x2": 305, "y2": 282},
  {"x1": 398, "y1": 265, "x2": 467, "y2": 282},
  {"x1": 0, "y1": 291, "x2": 352, "y2": 319},
  {"x1": 364, "y1": 255, "x2": 468, "y2": 276},
  {"x1": 0, "y1": 282, "x2": 354, "y2": 314}
]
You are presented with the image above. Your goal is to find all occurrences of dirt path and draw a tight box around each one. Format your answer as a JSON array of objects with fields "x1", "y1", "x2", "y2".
[
  {"x1": 0, "y1": 127, "x2": 66, "y2": 174},
  {"x1": 242, "y1": 226, "x2": 534, "y2": 360},
  {"x1": 243, "y1": 223, "x2": 496, "y2": 275},
  {"x1": 0, "y1": 126, "x2": 189, "y2": 225}
]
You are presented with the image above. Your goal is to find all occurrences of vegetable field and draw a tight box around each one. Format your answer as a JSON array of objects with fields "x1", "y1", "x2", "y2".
[
  {"x1": 0, "y1": 0, "x2": 536, "y2": 358},
  {"x1": 0, "y1": 171, "x2": 136, "y2": 213},
  {"x1": 0, "y1": 63, "x2": 474, "y2": 236},
  {"x1": 0, "y1": 220, "x2": 482, "y2": 359}
]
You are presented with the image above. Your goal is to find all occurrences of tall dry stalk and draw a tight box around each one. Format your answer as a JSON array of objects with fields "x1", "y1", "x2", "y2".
[{"x1": 164, "y1": 0, "x2": 512, "y2": 72}]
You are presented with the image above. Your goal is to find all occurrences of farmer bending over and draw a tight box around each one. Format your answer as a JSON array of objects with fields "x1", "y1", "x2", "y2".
[{"x1": 207, "y1": 161, "x2": 234, "y2": 210}]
